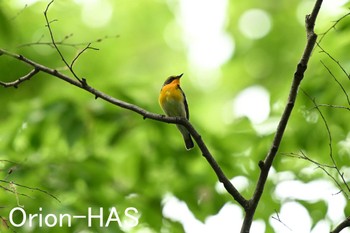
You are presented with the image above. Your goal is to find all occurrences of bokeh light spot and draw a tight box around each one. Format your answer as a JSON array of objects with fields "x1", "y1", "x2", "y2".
[{"x1": 239, "y1": 9, "x2": 272, "y2": 39}]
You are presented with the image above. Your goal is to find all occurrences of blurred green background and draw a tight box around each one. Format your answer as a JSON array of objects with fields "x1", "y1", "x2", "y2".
[{"x1": 1, "y1": 0, "x2": 350, "y2": 232}]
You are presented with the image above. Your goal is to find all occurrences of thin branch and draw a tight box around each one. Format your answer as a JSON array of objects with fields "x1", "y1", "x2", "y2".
[
  {"x1": 317, "y1": 104, "x2": 350, "y2": 111},
  {"x1": 317, "y1": 43, "x2": 350, "y2": 81},
  {"x1": 303, "y1": 92, "x2": 350, "y2": 195},
  {"x1": 283, "y1": 151, "x2": 335, "y2": 169},
  {"x1": 318, "y1": 11, "x2": 350, "y2": 44},
  {"x1": 10, "y1": 4, "x2": 28, "y2": 21},
  {"x1": 0, "y1": 48, "x2": 247, "y2": 207},
  {"x1": 240, "y1": 1, "x2": 323, "y2": 232},
  {"x1": 0, "y1": 184, "x2": 32, "y2": 199},
  {"x1": 70, "y1": 43, "x2": 98, "y2": 68},
  {"x1": 44, "y1": 0, "x2": 82, "y2": 82},
  {"x1": 0, "y1": 69, "x2": 39, "y2": 88},
  {"x1": 0, "y1": 180, "x2": 60, "y2": 203},
  {"x1": 284, "y1": 151, "x2": 348, "y2": 198},
  {"x1": 320, "y1": 60, "x2": 350, "y2": 105},
  {"x1": 271, "y1": 210, "x2": 292, "y2": 231},
  {"x1": 19, "y1": 34, "x2": 119, "y2": 48}
]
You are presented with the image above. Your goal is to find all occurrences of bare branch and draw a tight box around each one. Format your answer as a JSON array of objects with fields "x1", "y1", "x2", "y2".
[
  {"x1": 70, "y1": 43, "x2": 98, "y2": 68},
  {"x1": 0, "y1": 69, "x2": 39, "y2": 88},
  {"x1": 319, "y1": 11, "x2": 350, "y2": 44},
  {"x1": 283, "y1": 151, "x2": 335, "y2": 169},
  {"x1": 0, "y1": 180, "x2": 60, "y2": 203},
  {"x1": 317, "y1": 104, "x2": 350, "y2": 111},
  {"x1": 240, "y1": 1, "x2": 323, "y2": 232},
  {"x1": 44, "y1": 0, "x2": 82, "y2": 82},
  {"x1": 19, "y1": 34, "x2": 119, "y2": 48},
  {"x1": 10, "y1": 4, "x2": 28, "y2": 21},
  {"x1": 0, "y1": 184, "x2": 33, "y2": 199},
  {"x1": 317, "y1": 43, "x2": 350, "y2": 81},
  {"x1": 303, "y1": 92, "x2": 350, "y2": 195},
  {"x1": 320, "y1": 60, "x2": 350, "y2": 105},
  {"x1": 284, "y1": 151, "x2": 348, "y2": 198},
  {"x1": 271, "y1": 210, "x2": 292, "y2": 231}
]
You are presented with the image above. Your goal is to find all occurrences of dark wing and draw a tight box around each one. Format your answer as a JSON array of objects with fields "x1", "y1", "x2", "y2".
[{"x1": 178, "y1": 85, "x2": 189, "y2": 120}]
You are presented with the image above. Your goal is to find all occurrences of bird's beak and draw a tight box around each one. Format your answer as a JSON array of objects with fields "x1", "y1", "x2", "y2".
[{"x1": 177, "y1": 73, "x2": 184, "y2": 79}]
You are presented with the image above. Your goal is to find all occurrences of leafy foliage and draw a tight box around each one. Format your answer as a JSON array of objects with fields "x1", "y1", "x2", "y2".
[{"x1": 1, "y1": 0, "x2": 350, "y2": 232}]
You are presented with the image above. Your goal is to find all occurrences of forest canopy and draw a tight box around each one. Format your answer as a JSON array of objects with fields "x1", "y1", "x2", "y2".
[{"x1": 1, "y1": 0, "x2": 350, "y2": 232}]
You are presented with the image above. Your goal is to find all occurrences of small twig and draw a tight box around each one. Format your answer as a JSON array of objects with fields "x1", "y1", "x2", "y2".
[
  {"x1": 319, "y1": 11, "x2": 350, "y2": 44},
  {"x1": 70, "y1": 43, "x2": 98, "y2": 68},
  {"x1": 0, "y1": 69, "x2": 39, "y2": 88},
  {"x1": 303, "y1": 91, "x2": 350, "y2": 195},
  {"x1": 10, "y1": 4, "x2": 28, "y2": 21},
  {"x1": 271, "y1": 210, "x2": 292, "y2": 231},
  {"x1": 320, "y1": 60, "x2": 350, "y2": 105},
  {"x1": 19, "y1": 34, "x2": 119, "y2": 48},
  {"x1": 284, "y1": 151, "x2": 348, "y2": 198},
  {"x1": 0, "y1": 179, "x2": 60, "y2": 203},
  {"x1": 0, "y1": 184, "x2": 32, "y2": 199},
  {"x1": 283, "y1": 151, "x2": 335, "y2": 168},
  {"x1": 44, "y1": 0, "x2": 82, "y2": 82},
  {"x1": 316, "y1": 104, "x2": 350, "y2": 111},
  {"x1": 317, "y1": 43, "x2": 350, "y2": 81}
]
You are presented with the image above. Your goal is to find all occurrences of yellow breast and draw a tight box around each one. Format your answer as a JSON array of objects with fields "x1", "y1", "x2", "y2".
[{"x1": 159, "y1": 83, "x2": 185, "y2": 117}]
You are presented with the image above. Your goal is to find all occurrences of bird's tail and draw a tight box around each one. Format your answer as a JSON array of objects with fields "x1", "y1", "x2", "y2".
[{"x1": 177, "y1": 125, "x2": 194, "y2": 150}]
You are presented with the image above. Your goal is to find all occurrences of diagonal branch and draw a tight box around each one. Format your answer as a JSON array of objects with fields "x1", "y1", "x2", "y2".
[
  {"x1": 0, "y1": 68, "x2": 39, "y2": 88},
  {"x1": 318, "y1": 11, "x2": 350, "y2": 44},
  {"x1": 0, "y1": 47, "x2": 248, "y2": 207},
  {"x1": 304, "y1": 92, "x2": 350, "y2": 195},
  {"x1": 240, "y1": 0, "x2": 323, "y2": 232},
  {"x1": 320, "y1": 60, "x2": 350, "y2": 105},
  {"x1": 331, "y1": 217, "x2": 350, "y2": 233}
]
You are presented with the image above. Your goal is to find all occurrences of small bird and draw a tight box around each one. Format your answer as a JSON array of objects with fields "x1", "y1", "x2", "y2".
[{"x1": 159, "y1": 73, "x2": 194, "y2": 150}]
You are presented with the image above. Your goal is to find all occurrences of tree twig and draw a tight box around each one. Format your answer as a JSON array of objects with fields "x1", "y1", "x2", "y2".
[
  {"x1": 44, "y1": 0, "x2": 82, "y2": 83},
  {"x1": 318, "y1": 11, "x2": 350, "y2": 44},
  {"x1": 0, "y1": 180, "x2": 60, "y2": 203},
  {"x1": 303, "y1": 91, "x2": 350, "y2": 195},
  {"x1": 18, "y1": 34, "x2": 119, "y2": 48},
  {"x1": 240, "y1": 1, "x2": 323, "y2": 232},
  {"x1": 0, "y1": 69, "x2": 39, "y2": 88},
  {"x1": 319, "y1": 60, "x2": 350, "y2": 105}
]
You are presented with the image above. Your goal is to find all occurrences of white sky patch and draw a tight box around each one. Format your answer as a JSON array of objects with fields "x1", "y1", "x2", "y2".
[
  {"x1": 162, "y1": 194, "x2": 208, "y2": 232},
  {"x1": 338, "y1": 132, "x2": 350, "y2": 157},
  {"x1": 233, "y1": 85, "x2": 270, "y2": 124},
  {"x1": 175, "y1": 0, "x2": 234, "y2": 89},
  {"x1": 215, "y1": 176, "x2": 249, "y2": 194},
  {"x1": 274, "y1": 179, "x2": 347, "y2": 224},
  {"x1": 162, "y1": 195, "x2": 247, "y2": 233},
  {"x1": 239, "y1": 9, "x2": 272, "y2": 39},
  {"x1": 321, "y1": 0, "x2": 348, "y2": 15},
  {"x1": 74, "y1": 0, "x2": 113, "y2": 28},
  {"x1": 270, "y1": 202, "x2": 312, "y2": 233}
]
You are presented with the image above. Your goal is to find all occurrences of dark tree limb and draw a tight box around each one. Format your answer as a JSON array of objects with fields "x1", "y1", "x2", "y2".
[
  {"x1": 240, "y1": 0, "x2": 323, "y2": 232},
  {"x1": 331, "y1": 217, "x2": 350, "y2": 233}
]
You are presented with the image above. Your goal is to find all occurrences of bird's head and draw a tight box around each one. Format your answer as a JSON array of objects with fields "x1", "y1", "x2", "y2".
[{"x1": 163, "y1": 73, "x2": 183, "y2": 86}]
